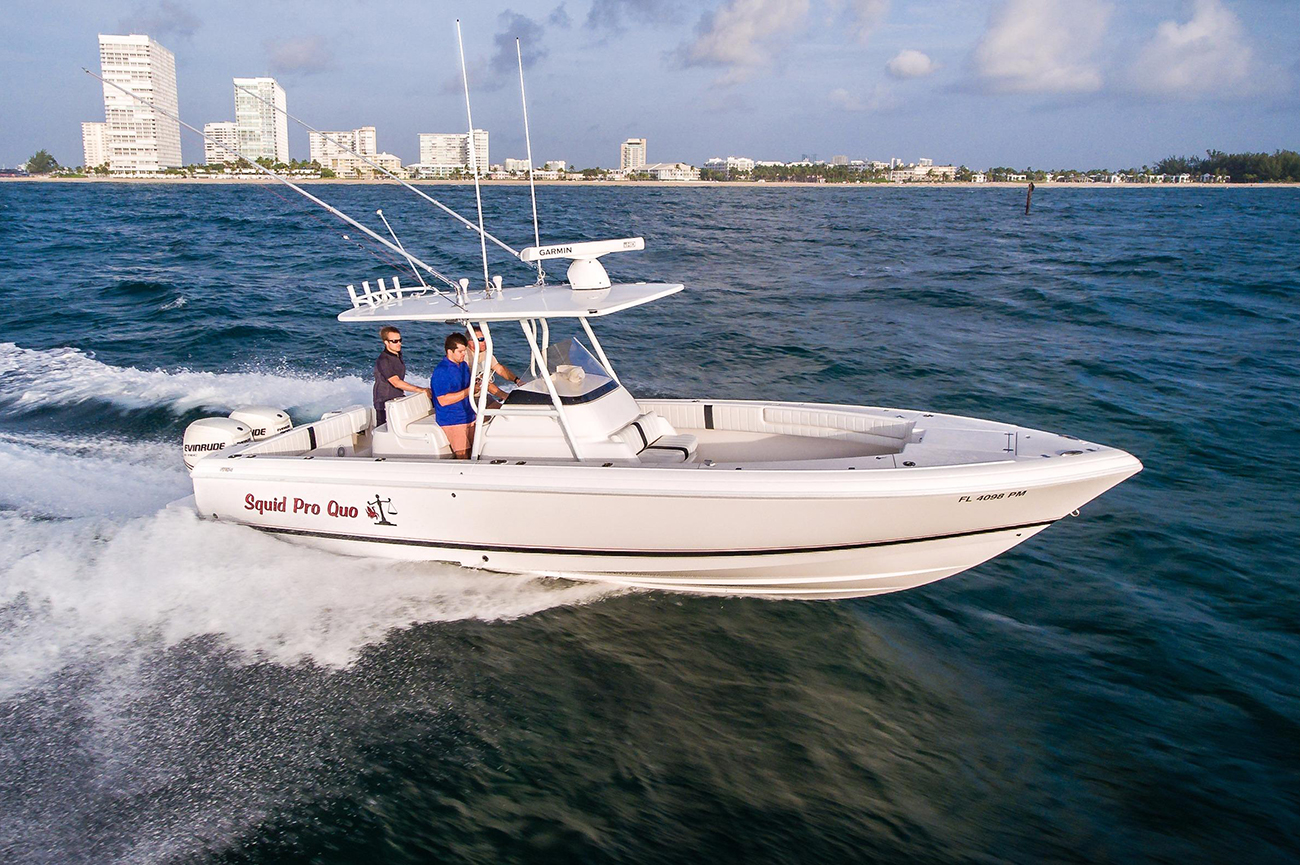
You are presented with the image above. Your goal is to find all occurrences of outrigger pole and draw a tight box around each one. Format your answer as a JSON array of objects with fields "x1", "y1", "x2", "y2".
[
  {"x1": 516, "y1": 37, "x2": 544, "y2": 285},
  {"x1": 230, "y1": 83, "x2": 521, "y2": 261},
  {"x1": 456, "y1": 19, "x2": 492, "y2": 293},
  {"x1": 84, "y1": 67, "x2": 465, "y2": 300}
]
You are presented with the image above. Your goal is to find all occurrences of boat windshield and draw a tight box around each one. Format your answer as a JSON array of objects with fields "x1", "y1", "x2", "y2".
[{"x1": 544, "y1": 337, "x2": 609, "y2": 378}]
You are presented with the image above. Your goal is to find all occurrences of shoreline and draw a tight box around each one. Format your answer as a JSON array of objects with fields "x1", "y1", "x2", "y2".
[{"x1": 3, "y1": 176, "x2": 1296, "y2": 189}]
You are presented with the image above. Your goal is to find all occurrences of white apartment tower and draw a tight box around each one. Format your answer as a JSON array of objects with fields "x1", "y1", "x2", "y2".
[
  {"x1": 233, "y1": 77, "x2": 289, "y2": 164},
  {"x1": 203, "y1": 121, "x2": 239, "y2": 164},
  {"x1": 418, "y1": 130, "x2": 489, "y2": 170},
  {"x1": 95, "y1": 34, "x2": 182, "y2": 174},
  {"x1": 620, "y1": 138, "x2": 647, "y2": 171},
  {"x1": 307, "y1": 127, "x2": 406, "y2": 177},
  {"x1": 309, "y1": 127, "x2": 377, "y2": 165},
  {"x1": 81, "y1": 122, "x2": 109, "y2": 169}
]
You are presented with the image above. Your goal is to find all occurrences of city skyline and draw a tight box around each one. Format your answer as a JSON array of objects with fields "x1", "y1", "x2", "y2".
[{"x1": 4, "y1": 1, "x2": 1298, "y2": 171}]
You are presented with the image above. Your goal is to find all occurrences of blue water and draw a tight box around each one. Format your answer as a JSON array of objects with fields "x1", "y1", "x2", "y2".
[{"x1": 0, "y1": 181, "x2": 1297, "y2": 864}]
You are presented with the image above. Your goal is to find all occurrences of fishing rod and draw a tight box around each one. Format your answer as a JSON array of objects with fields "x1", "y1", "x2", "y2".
[
  {"x1": 517, "y1": 37, "x2": 545, "y2": 285},
  {"x1": 231, "y1": 81, "x2": 522, "y2": 262},
  {"x1": 456, "y1": 18, "x2": 492, "y2": 293},
  {"x1": 376, "y1": 209, "x2": 431, "y2": 291},
  {"x1": 85, "y1": 67, "x2": 466, "y2": 304}
]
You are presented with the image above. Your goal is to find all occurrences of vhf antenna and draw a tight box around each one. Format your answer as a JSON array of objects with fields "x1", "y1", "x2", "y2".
[
  {"x1": 517, "y1": 37, "x2": 544, "y2": 285},
  {"x1": 456, "y1": 19, "x2": 492, "y2": 295},
  {"x1": 231, "y1": 82, "x2": 521, "y2": 262},
  {"x1": 84, "y1": 67, "x2": 463, "y2": 298}
]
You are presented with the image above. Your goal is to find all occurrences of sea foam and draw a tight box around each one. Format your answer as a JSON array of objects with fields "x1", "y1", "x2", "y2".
[{"x1": 0, "y1": 341, "x2": 373, "y2": 418}]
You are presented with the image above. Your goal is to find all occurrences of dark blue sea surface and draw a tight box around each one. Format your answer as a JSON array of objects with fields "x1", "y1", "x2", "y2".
[{"x1": 0, "y1": 181, "x2": 1297, "y2": 864}]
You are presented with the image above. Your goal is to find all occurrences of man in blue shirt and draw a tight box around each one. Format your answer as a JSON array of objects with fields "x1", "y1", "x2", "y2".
[{"x1": 431, "y1": 332, "x2": 476, "y2": 459}]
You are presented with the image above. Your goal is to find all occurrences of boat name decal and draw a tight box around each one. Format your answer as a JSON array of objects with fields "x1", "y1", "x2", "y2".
[
  {"x1": 244, "y1": 493, "x2": 360, "y2": 519},
  {"x1": 958, "y1": 490, "x2": 1027, "y2": 503}
]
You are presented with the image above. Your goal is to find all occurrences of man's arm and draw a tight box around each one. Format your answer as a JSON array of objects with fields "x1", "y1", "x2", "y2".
[
  {"x1": 436, "y1": 385, "x2": 470, "y2": 406},
  {"x1": 387, "y1": 375, "x2": 431, "y2": 396},
  {"x1": 491, "y1": 358, "x2": 521, "y2": 384}
]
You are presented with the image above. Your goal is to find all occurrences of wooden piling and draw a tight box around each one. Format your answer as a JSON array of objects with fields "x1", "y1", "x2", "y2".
[{"x1": 1025, "y1": 182, "x2": 1035, "y2": 214}]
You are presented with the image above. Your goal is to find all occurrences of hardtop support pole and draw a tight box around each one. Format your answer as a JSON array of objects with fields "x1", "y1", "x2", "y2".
[
  {"x1": 470, "y1": 320, "x2": 493, "y2": 461},
  {"x1": 520, "y1": 320, "x2": 582, "y2": 461},
  {"x1": 579, "y1": 317, "x2": 620, "y2": 386}
]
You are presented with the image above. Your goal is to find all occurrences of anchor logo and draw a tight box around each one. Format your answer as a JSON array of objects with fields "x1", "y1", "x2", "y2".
[{"x1": 366, "y1": 494, "x2": 398, "y2": 526}]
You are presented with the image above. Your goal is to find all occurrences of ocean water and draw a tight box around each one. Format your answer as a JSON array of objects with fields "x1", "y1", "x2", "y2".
[{"x1": 0, "y1": 181, "x2": 1297, "y2": 864}]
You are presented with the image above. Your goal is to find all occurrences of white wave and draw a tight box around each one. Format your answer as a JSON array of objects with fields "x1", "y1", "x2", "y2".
[
  {"x1": 0, "y1": 432, "x2": 190, "y2": 518},
  {"x1": 0, "y1": 342, "x2": 372, "y2": 418},
  {"x1": 0, "y1": 506, "x2": 621, "y2": 699},
  {"x1": 159, "y1": 295, "x2": 188, "y2": 310}
]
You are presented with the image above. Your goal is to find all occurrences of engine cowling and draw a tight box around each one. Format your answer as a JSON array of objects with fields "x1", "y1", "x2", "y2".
[
  {"x1": 183, "y1": 417, "x2": 252, "y2": 470},
  {"x1": 228, "y1": 406, "x2": 292, "y2": 440}
]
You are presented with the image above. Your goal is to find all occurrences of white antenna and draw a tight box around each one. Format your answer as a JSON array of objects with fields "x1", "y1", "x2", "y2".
[
  {"x1": 230, "y1": 82, "x2": 521, "y2": 261},
  {"x1": 456, "y1": 19, "x2": 491, "y2": 292},
  {"x1": 517, "y1": 37, "x2": 544, "y2": 285},
  {"x1": 376, "y1": 209, "x2": 430, "y2": 291},
  {"x1": 83, "y1": 67, "x2": 463, "y2": 297}
]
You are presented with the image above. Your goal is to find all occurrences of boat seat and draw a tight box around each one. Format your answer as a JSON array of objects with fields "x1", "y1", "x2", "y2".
[
  {"x1": 613, "y1": 413, "x2": 697, "y2": 463},
  {"x1": 237, "y1": 405, "x2": 371, "y2": 457},
  {"x1": 372, "y1": 391, "x2": 452, "y2": 457},
  {"x1": 637, "y1": 434, "x2": 698, "y2": 464}
]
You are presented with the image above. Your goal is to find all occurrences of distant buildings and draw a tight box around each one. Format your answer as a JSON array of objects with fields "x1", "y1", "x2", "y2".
[
  {"x1": 703, "y1": 156, "x2": 755, "y2": 177},
  {"x1": 85, "y1": 34, "x2": 182, "y2": 174},
  {"x1": 644, "y1": 162, "x2": 700, "y2": 181},
  {"x1": 81, "y1": 122, "x2": 108, "y2": 170},
  {"x1": 504, "y1": 157, "x2": 530, "y2": 173},
  {"x1": 308, "y1": 127, "x2": 403, "y2": 177},
  {"x1": 414, "y1": 130, "x2": 489, "y2": 174},
  {"x1": 233, "y1": 77, "x2": 289, "y2": 164},
  {"x1": 202, "y1": 121, "x2": 238, "y2": 164},
  {"x1": 620, "y1": 138, "x2": 647, "y2": 171},
  {"x1": 888, "y1": 159, "x2": 957, "y2": 182}
]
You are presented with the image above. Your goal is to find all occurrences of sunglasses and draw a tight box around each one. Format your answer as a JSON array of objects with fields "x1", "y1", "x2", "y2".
[{"x1": 385, "y1": 338, "x2": 402, "y2": 343}]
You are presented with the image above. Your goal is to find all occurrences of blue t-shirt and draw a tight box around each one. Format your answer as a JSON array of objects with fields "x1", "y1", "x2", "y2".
[{"x1": 431, "y1": 357, "x2": 476, "y2": 426}]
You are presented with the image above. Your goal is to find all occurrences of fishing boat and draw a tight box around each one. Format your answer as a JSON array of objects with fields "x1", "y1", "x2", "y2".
[
  {"x1": 179, "y1": 245, "x2": 1141, "y2": 599},
  {"x1": 89, "y1": 25, "x2": 1141, "y2": 600}
]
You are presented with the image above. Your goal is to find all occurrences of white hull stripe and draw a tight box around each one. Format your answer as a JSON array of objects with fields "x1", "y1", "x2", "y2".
[{"x1": 241, "y1": 520, "x2": 1056, "y2": 558}]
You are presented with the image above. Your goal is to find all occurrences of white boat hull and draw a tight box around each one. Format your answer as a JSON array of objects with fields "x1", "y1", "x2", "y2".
[{"x1": 187, "y1": 401, "x2": 1140, "y2": 599}]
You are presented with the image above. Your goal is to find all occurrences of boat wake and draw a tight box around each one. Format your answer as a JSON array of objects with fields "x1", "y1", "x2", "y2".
[
  {"x1": 0, "y1": 400, "x2": 620, "y2": 702},
  {"x1": 0, "y1": 341, "x2": 373, "y2": 420}
]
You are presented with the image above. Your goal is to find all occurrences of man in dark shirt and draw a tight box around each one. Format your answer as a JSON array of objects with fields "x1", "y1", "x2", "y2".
[{"x1": 373, "y1": 325, "x2": 430, "y2": 426}]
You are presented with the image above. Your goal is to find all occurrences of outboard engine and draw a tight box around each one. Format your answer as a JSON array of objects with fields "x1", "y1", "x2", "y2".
[
  {"x1": 183, "y1": 417, "x2": 252, "y2": 470},
  {"x1": 228, "y1": 406, "x2": 292, "y2": 440}
]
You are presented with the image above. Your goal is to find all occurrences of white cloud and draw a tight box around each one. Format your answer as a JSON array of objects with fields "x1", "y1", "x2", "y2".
[
  {"x1": 972, "y1": 0, "x2": 1112, "y2": 93},
  {"x1": 680, "y1": 0, "x2": 811, "y2": 84},
  {"x1": 828, "y1": 83, "x2": 897, "y2": 112},
  {"x1": 886, "y1": 49, "x2": 936, "y2": 79},
  {"x1": 1128, "y1": 0, "x2": 1252, "y2": 96},
  {"x1": 848, "y1": 0, "x2": 890, "y2": 43}
]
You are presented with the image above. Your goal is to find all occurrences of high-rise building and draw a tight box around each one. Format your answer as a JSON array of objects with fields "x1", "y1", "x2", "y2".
[
  {"x1": 233, "y1": 77, "x2": 289, "y2": 164},
  {"x1": 620, "y1": 138, "x2": 647, "y2": 171},
  {"x1": 309, "y1": 127, "x2": 377, "y2": 165},
  {"x1": 81, "y1": 122, "x2": 109, "y2": 169},
  {"x1": 308, "y1": 127, "x2": 404, "y2": 177},
  {"x1": 94, "y1": 34, "x2": 182, "y2": 174},
  {"x1": 418, "y1": 130, "x2": 489, "y2": 170},
  {"x1": 203, "y1": 121, "x2": 239, "y2": 164}
]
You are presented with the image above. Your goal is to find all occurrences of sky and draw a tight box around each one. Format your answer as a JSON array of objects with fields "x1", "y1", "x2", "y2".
[{"x1": 1, "y1": 0, "x2": 1297, "y2": 170}]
